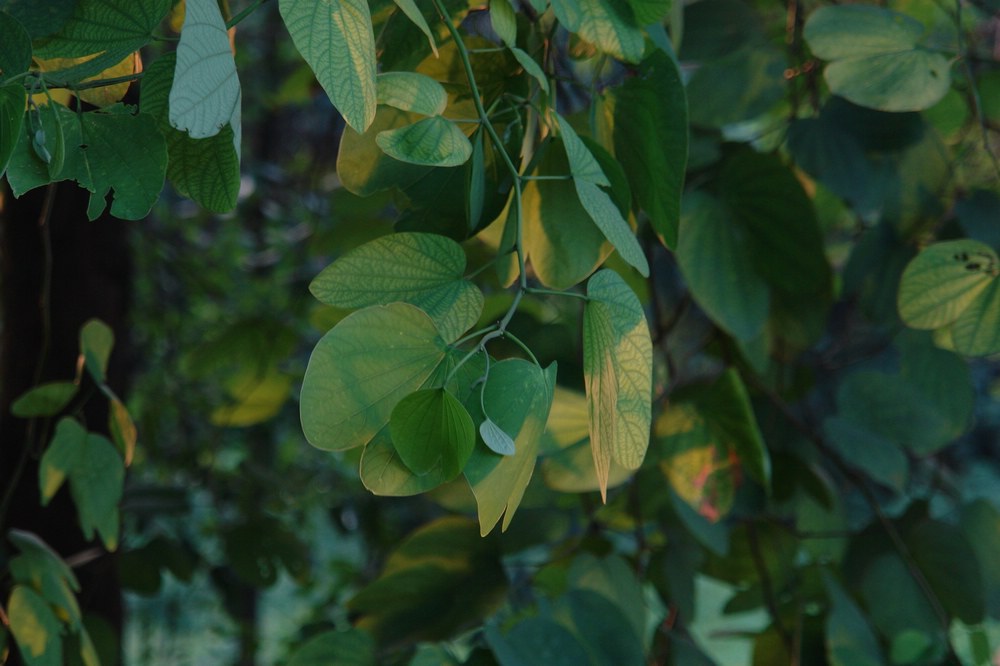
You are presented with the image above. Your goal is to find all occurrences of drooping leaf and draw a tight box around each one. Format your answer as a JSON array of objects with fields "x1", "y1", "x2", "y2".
[
  {"x1": 4, "y1": 101, "x2": 77, "y2": 195},
  {"x1": 169, "y1": 0, "x2": 241, "y2": 140},
  {"x1": 300, "y1": 303, "x2": 450, "y2": 451},
  {"x1": 310, "y1": 232, "x2": 483, "y2": 341},
  {"x1": 676, "y1": 192, "x2": 769, "y2": 341},
  {"x1": 824, "y1": 574, "x2": 885, "y2": 666},
  {"x1": 280, "y1": 0, "x2": 377, "y2": 132},
  {"x1": 391, "y1": 0, "x2": 438, "y2": 57},
  {"x1": 575, "y1": 180, "x2": 648, "y2": 277},
  {"x1": 376, "y1": 116, "x2": 473, "y2": 167},
  {"x1": 31, "y1": 0, "x2": 170, "y2": 84},
  {"x1": 7, "y1": 586, "x2": 62, "y2": 666},
  {"x1": 602, "y1": 49, "x2": 687, "y2": 247},
  {"x1": 141, "y1": 53, "x2": 239, "y2": 213},
  {"x1": 108, "y1": 397, "x2": 137, "y2": 466},
  {"x1": 465, "y1": 361, "x2": 556, "y2": 535},
  {"x1": 510, "y1": 47, "x2": 549, "y2": 94},
  {"x1": 550, "y1": 0, "x2": 644, "y2": 63},
  {"x1": 0, "y1": 11, "x2": 31, "y2": 83},
  {"x1": 480, "y1": 419, "x2": 516, "y2": 456},
  {"x1": 490, "y1": 0, "x2": 517, "y2": 47},
  {"x1": 376, "y1": 71, "x2": 447, "y2": 116},
  {"x1": 583, "y1": 269, "x2": 652, "y2": 500},
  {"x1": 10, "y1": 381, "x2": 78, "y2": 418},
  {"x1": 389, "y1": 387, "x2": 476, "y2": 478},
  {"x1": 557, "y1": 115, "x2": 609, "y2": 186},
  {"x1": 286, "y1": 628, "x2": 376, "y2": 666},
  {"x1": 7, "y1": 530, "x2": 81, "y2": 628},
  {"x1": 803, "y1": 5, "x2": 951, "y2": 112},
  {"x1": 0, "y1": 84, "x2": 25, "y2": 177}
]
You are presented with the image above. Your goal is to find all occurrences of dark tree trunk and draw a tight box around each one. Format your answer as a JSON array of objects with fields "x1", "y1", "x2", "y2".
[{"x1": 0, "y1": 181, "x2": 132, "y2": 663}]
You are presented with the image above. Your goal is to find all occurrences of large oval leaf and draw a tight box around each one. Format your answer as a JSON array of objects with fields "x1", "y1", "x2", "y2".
[
  {"x1": 280, "y1": 0, "x2": 377, "y2": 132},
  {"x1": 300, "y1": 303, "x2": 449, "y2": 451},
  {"x1": 898, "y1": 240, "x2": 997, "y2": 330},
  {"x1": 583, "y1": 269, "x2": 652, "y2": 500},
  {"x1": 376, "y1": 116, "x2": 473, "y2": 167},
  {"x1": 309, "y1": 232, "x2": 483, "y2": 342},
  {"x1": 389, "y1": 387, "x2": 475, "y2": 478}
]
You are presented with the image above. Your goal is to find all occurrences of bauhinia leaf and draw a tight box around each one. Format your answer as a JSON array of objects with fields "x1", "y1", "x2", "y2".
[
  {"x1": 583, "y1": 269, "x2": 652, "y2": 500},
  {"x1": 7, "y1": 586, "x2": 63, "y2": 666},
  {"x1": 170, "y1": 0, "x2": 241, "y2": 140},
  {"x1": 550, "y1": 0, "x2": 644, "y2": 63},
  {"x1": 280, "y1": 0, "x2": 378, "y2": 132},
  {"x1": 300, "y1": 303, "x2": 450, "y2": 451},
  {"x1": 0, "y1": 11, "x2": 32, "y2": 84},
  {"x1": 376, "y1": 72, "x2": 448, "y2": 116},
  {"x1": 480, "y1": 419, "x2": 516, "y2": 456},
  {"x1": 389, "y1": 387, "x2": 476, "y2": 478},
  {"x1": 510, "y1": 47, "x2": 549, "y2": 94},
  {"x1": 80, "y1": 318, "x2": 114, "y2": 384},
  {"x1": 376, "y1": 116, "x2": 473, "y2": 167},
  {"x1": 898, "y1": 240, "x2": 998, "y2": 330},
  {"x1": 557, "y1": 114, "x2": 609, "y2": 186},
  {"x1": 392, "y1": 0, "x2": 438, "y2": 57},
  {"x1": 11, "y1": 382, "x2": 78, "y2": 419},
  {"x1": 575, "y1": 179, "x2": 649, "y2": 277},
  {"x1": 309, "y1": 232, "x2": 484, "y2": 341}
]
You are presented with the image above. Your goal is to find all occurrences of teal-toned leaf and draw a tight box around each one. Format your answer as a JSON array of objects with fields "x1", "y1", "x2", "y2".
[
  {"x1": 287, "y1": 628, "x2": 376, "y2": 666},
  {"x1": 31, "y1": 0, "x2": 170, "y2": 84},
  {"x1": 7, "y1": 586, "x2": 62, "y2": 666},
  {"x1": 550, "y1": 0, "x2": 644, "y2": 63},
  {"x1": 309, "y1": 232, "x2": 484, "y2": 342},
  {"x1": 567, "y1": 554, "x2": 646, "y2": 644},
  {"x1": 0, "y1": 0, "x2": 76, "y2": 39},
  {"x1": 11, "y1": 382, "x2": 78, "y2": 419},
  {"x1": 300, "y1": 303, "x2": 449, "y2": 451},
  {"x1": 960, "y1": 500, "x2": 1000, "y2": 617},
  {"x1": 361, "y1": 429, "x2": 452, "y2": 496},
  {"x1": 898, "y1": 240, "x2": 998, "y2": 330},
  {"x1": 390, "y1": 387, "x2": 475, "y2": 478},
  {"x1": 583, "y1": 269, "x2": 652, "y2": 500},
  {"x1": 510, "y1": 47, "x2": 549, "y2": 94},
  {"x1": 376, "y1": 116, "x2": 472, "y2": 167},
  {"x1": 280, "y1": 0, "x2": 377, "y2": 132},
  {"x1": 803, "y1": 5, "x2": 951, "y2": 112},
  {"x1": 575, "y1": 180, "x2": 648, "y2": 277},
  {"x1": 465, "y1": 361, "x2": 556, "y2": 535},
  {"x1": 141, "y1": 53, "x2": 239, "y2": 213},
  {"x1": 677, "y1": 192, "x2": 769, "y2": 341},
  {"x1": 392, "y1": 0, "x2": 438, "y2": 57},
  {"x1": 5, "y1": 101, "x2": 75, "y2": 195},
  {"x1": 0, "y1": 11, "x2": 31, "y2": 83},
  {"x1": 80, "y1": 318, "x2": 113, "y2": 383},
  {"x1": 824, "y1": 573, "x2": 885, "y2": 666},
  {"x1": 686, "y1": 47, "x2": 786, "y2": 128},
  {"x1": 169, "y1": 0, "x2": 240, "y2": 141},
  {"x1": 377, "y1": 71, "x2": 447, "y2": 116},
  {"x1": 70, "y1": 433, "x2": 124, "y2": 550},
  {"x1": 490, "y1": 0, "x2": 517, "y2": 47},
  {"x1": 557, "y1": 114, "x2": 609, "y2": 186},
  {"x1": 0, "y1": 84, "x2": 25, "y2": 177},
  {"x1": 38, "y1": 417, "x2": 87, "y2": 504},
  {"x1": 480, "y1": 419, "x2": 516, "y2": 456},
  {"x1": 348, "y1": 517, "x2": 506, "y2": 644},
  {"x1": 822, "y1": 417, "x2": 907, "y2": 491},
  {"x1": 560, "y1": 589, "x2": 647, "y2": 664},
  {"x1": 602, "y1": 49, "x2": 687, "y2": 247},
  {"x1": 522, "y1": 143, "x2": 611, "y2": 289}
]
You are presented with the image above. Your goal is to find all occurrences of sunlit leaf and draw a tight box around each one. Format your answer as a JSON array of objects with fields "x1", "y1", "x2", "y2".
[
  {"x1": 376, "y1": 116, "x2": 473, "y2": 167},
  {"x1": 300, "y1": 303, "x2": 449, "y2": 451},
  {"x1": 11, "y1": 382, "x2": 78, "y2": 419},
  {"x1": 389, "y1": 387, "x2": 476, "y2": 478},
  {"x1": 170, "y1": 0, "x2": 240, "y2": 140},
  {"x1": 7, "y1": 586, "x2": 62, "y2": 666},
  {"x1": 550, "y1": 0, "x2": 644, "y2": 63},
  {"x1": 490, "y1": 0, "x2": 517, "y2": 47},
  {"x1": 310, "y1": 232, "x2": 483, "y2": 341},
  {"x1": 951, "y1": 279, "x2": 1000, "y2": 357},
  {"x1": 583, "y1": 269, "x2": 652, "y2": 500},
  {"x1": 360, "y1": 429, "x2": 452, "y2": 496},
  {"x1": 898, "y1": 240, "x2": 997, "y2": 330},
  {"x1": 376, "y1": 72, "x2": 447, "y2": 116},
  {"x1": 804, "y1": 5, "x2": 951, "y2": 112},
  {"x1": 280, "y1": 0, "x2": 377, "y2": 132}
]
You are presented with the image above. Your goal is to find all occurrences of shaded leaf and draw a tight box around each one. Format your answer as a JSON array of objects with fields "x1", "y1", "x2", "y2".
[
  {"x1": 69, "y1": 433, "x2": 124, "y2": 550},
  {"x1": 79, "y1": 319, "x2": 113, "y2": 383},
  {"x1": 0, "y1": 10, "x2": 31, "y2": 83},
  {"x1": 490, "y1": 0, "x2": 517, "y2": 47},
  {"x1": 392, "y1": 0, "x2": 438, "y2": 56},
  {"x1": 7, "y1": 530, "x2": 81, "y2": 628},
  {"x1": 280, "y1": 0, "x2": 377, "y2": 132},
  {"x1": 389, "y1": 387, "x2": 476, "y2": 478},
  {"x1": 38, "y1": 417, "x2": 87, "y2": 504},
  {"x1": 557, "y1": 114, "x2": 609, "y2": 186},
  {"x1": 0, "y1": 84, "x2": 25, "y2": 177},
  {"x1": 11, "y1": 382, "x2": 78, "y2": 418},
  {"x1": 0, "y1": 0, "x2": 76, "y2": 38},
  {"x1": 7, "y1": 586, "x2": 62, "y2": 666},
  {"x1": 286, "y1": 629, "x2": 376, "y2": 666},
  {"x1": 824, "y1": 573, "x2": 885, "y2": 666},
  {"x1": 376, "y1": 116, "x2": 473, "y2": 167},
  {"x1": 510, "y1": 47, "x2": 549, "y2": 94}
]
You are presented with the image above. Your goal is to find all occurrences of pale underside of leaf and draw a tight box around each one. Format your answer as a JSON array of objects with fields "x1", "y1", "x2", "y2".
[{"x1": 377, "y1": 71, "x2": 448, "y2": 116}]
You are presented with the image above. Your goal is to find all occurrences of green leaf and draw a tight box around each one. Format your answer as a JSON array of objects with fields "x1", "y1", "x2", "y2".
[
  {"x1": 7, "y1": 586, "x2": 62, "y2": 666},
  {"x1": 557, "y1": 114, "x2": 609, "y2": 186},
  {"x1": 490, "y1": 0, "x2": 517, "y2": 47},
  {"x1": 0, "y1": 0, "x2": 76, "y2": 39},
  {"x1": 4, "y1": 102, "x2": 75, "y2": 196},
  {"x1": 575, "y1": 180, "x2": 648, "y2": 277},
  {"x1": 898, "y1": 240, "x2": 998, "y2": 330},
  {"x1": 583, "y1": 269, "x2": 652, "y2": 500},
  {"x1": 169, "y1": 0, "x2": 241, "y2": 142},
  {"x1": 287, "y1": 629, "x2": 376, "y2": 666},
  {"x1": 0, "y1": 84, "x2": 25, "y2": 177},
  {"x1": 676, "y1": 192, "x2": 769, "y2": 341},
  {"x1": 108, "y1": 397, "x2": 137, "y2": 466},
  {"x1": 79, "y1": 318, "x2": 113, "y2": 383},
  {"x1": 467, "y1": 129, "x2": 485, "y2": 229},
  {"x1": 602, "y1": 50, "x2": 687, "y2": 247},
  {"x1": 309, "y1": 232, "x2": 484, "y2": 342},
  {"x1": 567, "y1": 554, "x2": 646, "y2": 644},
  {"x1": 465, "y1": 361, "x2": 556, "y2": 535},
  {"x1": 279, "y1": 0, "x2": 377, "y2": 132},
  {"x1": 392, "y1": 0, "x2": 438, "y2": 57},
  {"x1": 300, "y1": 303, "x2": 450, "y2": 451},
  {"x1": 486, "y1": 617, "x2": 593, "y2": 666},
  {"x1": 8, "y1": 530, "x2": 81, "y2": 628},
  {"x1": 510, "y1": 47, "x2": 549, "y2": 94},
  {"x1": 803, "y1": 6, "x2": 951, "y2": 112},
  {"x1": 480, "y1": 419, "x2": 516, "y2": 456},
  {"x1": 376, "y1": 116, "x2": 473, "y2": 167},
  {"x1": 550, "y1": 0, "x2": 644, "y2": 63},
  {"x1": 822, "y1": 417, "x2": 907, "y2": 491},
  {"x1": 39, "y1": 418, "x2": 86, "y2": 504},
  {"x1": 11, "y1": 381, "x2": 78, "y2": 418},
  {"x1": 69, "y1": 433, "x2": 124, "y2": 550},
  {"x1": 908, "y1": 520, "x2": 984, "y2": 624},
  {"x1": 824, "y1": 574, "x2": 885, "y2": 666},
  {"x1": 522, "y1": 143, "x2": 611, "y2": 289},
  {"x1": 32, "y1": 0, "x2": 170, "y2": 84},
  {"x1": 376, "y1": 72, "x2": 447, "y2": 116},
  {"x1": 686, "y1": 47, "x2": 786, "y2": 128},
  {"x1": 210, "y1": 369, "x2": 293, "y2": 427},
  {"x1": 951, "y1": 279, "x2": 1000, "y2": 357},
  {"x1": 625, "y1": 0, "x2": 670, "y2": 26},
  {"x1": 389, "y1": 387, "x2": 475, "y2": 478},
  {"x1": 0, "y1": 11, "x2": 31, "y2": 83},
  {"x1": 141, "y1": 53, "x2": 239, "y2": 213}
]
